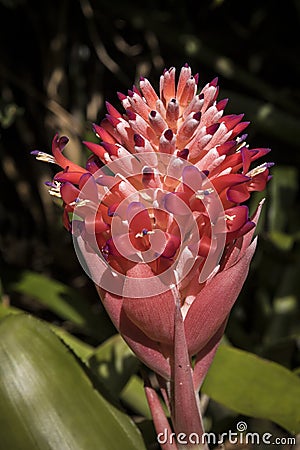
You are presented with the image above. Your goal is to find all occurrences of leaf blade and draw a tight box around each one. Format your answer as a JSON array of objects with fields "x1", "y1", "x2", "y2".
[
  {"x1": 0, "y1": 314, "x2": 146, "y2": 450},
  {"x1": 202, "y1": 345, "x2": 300, "y2": 433}
]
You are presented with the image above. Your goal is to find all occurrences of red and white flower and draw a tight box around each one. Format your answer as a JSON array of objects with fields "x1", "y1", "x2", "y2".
[{"x1": 33, "y1": 65, "x2": 272, "y2": 447}]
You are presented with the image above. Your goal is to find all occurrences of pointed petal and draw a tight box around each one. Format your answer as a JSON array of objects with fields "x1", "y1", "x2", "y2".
[
  {"x1": 51, "y1": 134, "x2": 86, "y2": 173},
  {"x1": 83, "y1": 141, "x2": 107, "y2": 162},
  {"x1": 139, "y1": 77, "x2": 159, "y2": 109},
  {"x1": 176, "y1": 65, "x2": 192, "y2": 100},
  {"x1": 60, "y1": 182, "x2": 80, "y2": 205},
  {"x1": 127, "y1": 202, "x2": 152, "y2": 235},
  {"x1": 225, "y1": 205, "x2": 249, "y2": 232},
  {"x1": 240, "y1": 198, "x2": 265, "y2": 255}
]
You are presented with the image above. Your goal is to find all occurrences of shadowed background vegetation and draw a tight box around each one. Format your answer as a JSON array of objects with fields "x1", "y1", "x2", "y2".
[{"x1": 0, "y1": 0, "x2": 300, "y2": 448}]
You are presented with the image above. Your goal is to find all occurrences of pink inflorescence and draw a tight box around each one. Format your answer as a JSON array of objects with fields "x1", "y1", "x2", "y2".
[
  {"x1": 32, "y1": 65, "x2": 273, "y2": 379},
  {"x1": 33, "y1": 65, "x2": 271, "y2": 277}
]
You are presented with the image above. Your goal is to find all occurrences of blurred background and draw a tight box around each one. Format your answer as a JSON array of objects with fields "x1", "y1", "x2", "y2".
[{"x1": 0, "y1": 0, "x2": 300, "y2": 447}]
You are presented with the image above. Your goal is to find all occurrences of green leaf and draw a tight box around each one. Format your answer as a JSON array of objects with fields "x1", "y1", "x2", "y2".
[
  {"x1": 0, "y1": 302, "x2": 93, "y2": 361},
  {"x1": 0, "y1": 302, "x2": 21, "y2": 318},
  {"x1": 87, "y1": 334, "x2": 139, "y2": 397},
  {"x1": 268, "y1": 231, "x2": 294, "y2": 251},
  {"x1": 202, "y1": 345, "x2": 300, "y2": 433},
  {"x1": 52, "y1": 326, "x2": 94, "y2": 361},
  {"x1": 5, "y1": 270, "x2": 113, "y2": 340},
  {"x1": 120, "y1": 375, "x2": 152, "y2": 419},
  {"x1": 269, "y1": 166, "x2": 299, "y2": 234},
  {"x1": 0, "y1": 314, "x2": 146, "y2": 450}
]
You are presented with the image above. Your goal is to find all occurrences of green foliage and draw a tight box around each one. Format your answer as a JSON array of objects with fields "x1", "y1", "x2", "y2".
[
  {"x1": 5, "y1": 270, "x2": 113, "y2": 340},
  {"x1": 0, "y1": 314, "x2": 146, "y2": 450},
  {"x1": 202, "y1": 345, "x2": 300, "y2": 434},
  {"x1": 86, "y1": 334, "x2": 140, "y2": 397}
]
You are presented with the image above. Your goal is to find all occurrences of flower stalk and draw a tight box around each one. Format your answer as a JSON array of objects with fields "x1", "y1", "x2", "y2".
[{"x1": 171, "y1": 287, "x2": 208, "y2": 449}]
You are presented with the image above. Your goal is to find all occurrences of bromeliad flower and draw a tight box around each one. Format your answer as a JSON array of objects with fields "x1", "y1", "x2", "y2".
[{"x1": 33, "y1": 65, "x2": 272, "y2": 449}]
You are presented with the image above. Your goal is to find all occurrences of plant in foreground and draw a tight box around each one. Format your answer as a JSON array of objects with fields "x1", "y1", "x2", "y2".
[{"x1": 33, "y1": 65, "x2": 272, "y2": 449}]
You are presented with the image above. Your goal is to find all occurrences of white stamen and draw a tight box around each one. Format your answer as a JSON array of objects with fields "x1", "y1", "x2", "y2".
[
  {"x1": 135, "y1": 230, "x2": 155, "y2": 238},
  {"x1": 247, "y1": 162, "x2": 269, "y2": 177},
  {"x1": 48, "y1": 181, "x2": 62, "y2": 198},
  {"x1": 69, "y1": 199, "x2": 92, "y2": 207},
  {"x1": 236, "y1": 142, "x2": 248, "y2": 152},
  {"x1": 225, "y1": 214, "x2": 236, "y2": 221},
  {"x1": 195, "y1": 187, "x2": 214, "y2": 200},
  {"x1": 34, "y1": 152, "x2": 56, "y2": 164}
]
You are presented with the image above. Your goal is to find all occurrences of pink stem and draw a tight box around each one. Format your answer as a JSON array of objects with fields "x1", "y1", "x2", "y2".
[
  {"x1": 143, "y1": 374, "x2": 178, "y2": 450},
  {"x1": 157, "y1": 374, "x2": 172, "y2": 415}
]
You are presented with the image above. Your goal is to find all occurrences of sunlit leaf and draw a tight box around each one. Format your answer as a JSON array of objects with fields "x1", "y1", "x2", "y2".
[
  {"x1": 0, "y1": 314, "x2": 146, "y2": 450},
  {"x1": 0, "y1": 303, "x2": 93, "y2": 360},
  {"x1": 87, "y1": 334, "x2": 139, "y2": 396},
  {"x1": 202, "y1": 345, "x2": 300, "y2": 433},
  {"x1": 5, "y1": 270, "x2": 114, "y2": 340},
  {"x1": 121, "y1": 375, "x2": 152, "y2": 419}
]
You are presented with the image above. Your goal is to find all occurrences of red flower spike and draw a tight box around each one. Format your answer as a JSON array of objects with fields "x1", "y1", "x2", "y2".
[
  {"x1": 101, "y1": 141, "x2": 119, "y2": 156},
  {"x1": 140, "y1": 77, "x2": 159, "y2": 109},
  {"x1": 216, "y1": 98, "x2": 229, "y2": 111},
  {"x1": 33, "y1": 65, "x2": 272, "y2": 448},
  {"x1": 105, "y1": 114, "x2": 120, "y2": 127},
  {"x1": 55, "y1": 170, "x2": 86, "y2": 185},
  {"x1": 231, "y1": 121, "x2": 250, "y2": 138},
  {"x1": 209, "y1": 76, "x2": 218, "y2": 87}
]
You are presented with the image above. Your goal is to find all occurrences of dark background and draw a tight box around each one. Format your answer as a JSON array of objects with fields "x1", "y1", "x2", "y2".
[{"x1": 0, "y1": 0, "x2": 300, "y2": 444}]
